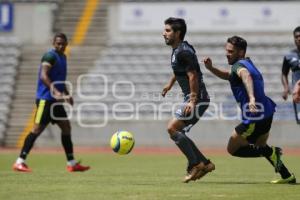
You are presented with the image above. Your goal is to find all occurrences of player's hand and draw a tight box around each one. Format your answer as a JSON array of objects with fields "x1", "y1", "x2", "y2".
[
  {"x1": 53, "y1": 89, "x2": 64, "y2": 100},
  {"x1": 53, "y1": 89, "x2": 73, "y2": 106},
  {"x1": 161, "y1": 85, "x2": 171, "y2": 97},
  {"x1": 282, "y1": 89, "x2": 290, "y2": 100},
  {"x1": 184, "y1": 101, "x2": 196, "y2": 116},
  {"x1": 65, "y1": 96, "x2": 74, "y2": 106},
  {"x1": 203, "y1": 57, "x2": 213, "y2": 70},
  {"x1": 248, "y1": 97, "x2": 257, "y2": 113}
]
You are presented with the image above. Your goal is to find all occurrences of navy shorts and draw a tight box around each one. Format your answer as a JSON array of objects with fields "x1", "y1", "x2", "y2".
[
  {"x1": 34, "y1": 99, "x2": 68, "y2": 125},
  {"x1": 235, "y1": 115, "x2": 273, "y2": 143},
  {"x1": 175, "y1": 96, "x2": 209, "y2": 132}
]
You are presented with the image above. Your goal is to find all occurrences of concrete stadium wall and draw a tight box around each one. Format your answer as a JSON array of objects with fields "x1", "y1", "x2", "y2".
[
  {"x1": 35, "y1": 120, "x2": 300, "y2": 148},
  {"x1": 0, "y1": 3, "x2": 56, "y2": 44}
]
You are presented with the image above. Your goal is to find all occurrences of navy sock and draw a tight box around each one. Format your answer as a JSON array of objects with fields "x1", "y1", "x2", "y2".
[
  {"x1": 233, "y1": 144, "x2": 274, "y2": 158},
  {"x1": 61, "y1": 134, "x2": 74, "y2": 161},
  {"x1": 235, "y1": 145, "x2": 291, "y2": 178},
  {"x1": 265, "y1": 157, "x2": 291, "y2": 179},
  {"x1": 185, "y1": 136, "x2": 208, "y2": 166},
  {"x1": 171, "y1": 132, "x2": 199, "y2": 167},
  {"x1": 19, "y1": 132, "x2": 39, "y2": 159},
  {"x1": 278, "y1": 164, "x2": 292, "y2": 179}
]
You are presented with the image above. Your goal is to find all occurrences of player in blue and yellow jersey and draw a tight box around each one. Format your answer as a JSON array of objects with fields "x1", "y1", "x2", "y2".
[
  {"x1": 281, "y1": 26, "x2": 300, "y2": 124},
  {"x1": 204, "y1": 36, "x2": 296, "y2": 184},
  {"x1": 13, "y1": 33, "x2": 90, "y2": 172},
  {"x1": 162, "y1": 17, "x2": 215, "y2": 183}
]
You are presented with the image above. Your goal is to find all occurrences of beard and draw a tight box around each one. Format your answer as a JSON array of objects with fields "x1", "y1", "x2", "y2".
[
  {"x1": 164, "y1": 37, "x2": 174, "y2": 46},
  {"x1": 227, "y1": 58, "x2": 235, "y2": 65}
]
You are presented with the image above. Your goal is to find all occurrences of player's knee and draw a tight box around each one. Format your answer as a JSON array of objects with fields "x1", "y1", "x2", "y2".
[
  {"x1": 227, "y1": 145, "x2": 235, "y2": 156},
  {"x1": 66, "y1": 125, "x2": 71, "y2": 133},
  {"x1": 59, "y1": 122, "x2": 71, "y2": 134},
  {"x1": 61, "y1": 127, "x2": 71, "y2": 135},
  {"x1": 167, "y1": 125, "x2": 176, "y2": 136}
]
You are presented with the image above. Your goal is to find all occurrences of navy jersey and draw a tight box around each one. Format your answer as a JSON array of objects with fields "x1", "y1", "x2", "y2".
[
  {"x1": 282, "y1": 49, "x2": 300, "y2": 85},
  {"x1": 171, "y1": 41, "x2": 209, "y2": 100},
  {"x1": 36, "y1": 49, "x2": 67, "y2": 101},
  {"x1": 229, "y1": 58, "x2": 276, "y2": 124}
]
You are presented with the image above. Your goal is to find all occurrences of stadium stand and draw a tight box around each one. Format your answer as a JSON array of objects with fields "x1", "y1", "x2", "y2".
[
  {"x1": 0, "y1": 37, "x2": 21, "y2": 145},
  {"x1": 3, "y1": 0, "x2": 110, "y2": 147},
  {"x1": 2, "y1": 0, "x2": 298, "y2": 147},
  {"x1": 74, "y1": 32, "x2": 295, "y2": 120}
]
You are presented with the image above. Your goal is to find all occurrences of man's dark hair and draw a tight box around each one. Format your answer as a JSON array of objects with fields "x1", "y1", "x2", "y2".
[
  {"x1": 164, "y1": 17, "x2": 186, "y2": 40},
  {"x1": 53, "y1": 32, "x2": 68, "y2": 42},
  {"x1": 293, "y1": 26, "x2": 300, "y2": 35},
  {"x1": 227, "y1": 36, "x2": 247, "y2": 53}
]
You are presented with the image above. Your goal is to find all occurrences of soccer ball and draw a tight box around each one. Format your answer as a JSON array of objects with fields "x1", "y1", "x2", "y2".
[{"x1": 110, "y1": 131, "x2": 135, "y2": 155}]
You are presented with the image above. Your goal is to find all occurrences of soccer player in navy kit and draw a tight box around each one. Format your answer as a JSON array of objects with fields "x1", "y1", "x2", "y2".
[
  {"x1": 13, "y1": 33, "x2": 90, "y2": 172},
  {"x1": 162, "y1": 17, "x2": 215, "y2": 183},
  {"x1": 281, "y1": 26, "x2": 300, "y2": 124},
  {"x1": 204, "y1": 36, "x2": 295, "y2": 184}
]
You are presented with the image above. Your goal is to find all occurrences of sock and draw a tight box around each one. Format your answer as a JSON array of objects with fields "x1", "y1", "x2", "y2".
[
  {"x1": 170, "y1": 132, "x2": 199, "y2": 167},
  {"x1": 264, "y1": 157, "x2": 292, "y2": 179},
  {"x1": 16, "y1": 157, "x2": 25, "y2": 164},
  {"x1": 61, "y1": 134, "x2": 74, "y2": 161},
  {"x1": 185, "y1": 136, "x2": 208, "y2": 166},
  {"x1": 278, "y1": 164, "x2": 292, "y2": 179},
  {"x1": 67, "y1": 160, "x2": 77, "y2": 166},
  {"x1": 258, "y1": 145, "x2": 273, "y2": 157},
  {"x1": 19, "y1": 132, "x2": 39, "y2": 159},
  {"x1": 232, "y1": 144, "x2": 274, "y2": 158}
]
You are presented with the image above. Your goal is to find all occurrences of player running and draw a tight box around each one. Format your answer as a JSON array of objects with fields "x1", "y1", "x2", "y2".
[
  {"x1": 162, "y1": 17, "x2": 215, "y2": 183},
  {"x1": 204, "y1": 36, "x2": 296, "y2": 184}
]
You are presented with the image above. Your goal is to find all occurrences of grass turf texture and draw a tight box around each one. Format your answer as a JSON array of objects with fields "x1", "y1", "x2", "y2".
[{"x1": 0, "y1": 152, "x2": 299, "y2": 200}]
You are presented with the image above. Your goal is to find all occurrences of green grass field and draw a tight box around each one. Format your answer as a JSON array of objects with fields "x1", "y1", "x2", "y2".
[{"x1": 0, "y1": 151, "x2": 299, "y2": 200}]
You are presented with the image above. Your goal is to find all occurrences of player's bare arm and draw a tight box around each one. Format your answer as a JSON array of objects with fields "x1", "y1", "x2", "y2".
[
  {"x1": 281, "y1": 71, "x2": 290, "y2": 100},
  {"x1": 184, "y1": 70, "x2": 198, "y2": 115},
  {"x1": 162, "y1": 74, "x2": 176, "y2": 97},
  {"x1": 203, "y1": 57, "x2": 230, "y2": 80},
  {"x1": 237, "y1": 68, "x2": 257, "y2": 113}
]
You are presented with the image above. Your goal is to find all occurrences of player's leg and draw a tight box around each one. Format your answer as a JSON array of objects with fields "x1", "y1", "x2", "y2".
[
  {"x1": 13, "y1": 100, "x2": 50, "y2": 172},
  {"x1": 54, "y1": 103, "x2": 90, "y2": 172},
  {"x1": 184, "y1": 101, "x2": 215, "y2": 181},
  {"x1": 227, "y1": 130, "x2": 249, "y2": 156},
  {"x1": 170, "y1": 99, "x2": 204, "y2": 166},
  {"x1": 167, "y1": 118, "x2": 204, "y2": 182},
  {"x1": 168, "y1": 118, "x2": 203, "y2": 168},
  {"x1": 254, "y1": 133, "x2": 281, "y2": 170},
  {"x1": 229, "y1": 117, "x2": 296, "y2": 184},
  {"x1": 228, "y1": 117, "x2": 277, "y2": 158},
  {"x1": 253, "y1": 116, "x2": 286, "y2": 172},
  {"x1": 255, "y1": 134, "x2": 295, "y2": 184},
  {"x1": 56, "y1": 119, "x2": 90, "y2": 172},
  {"x1": 167, "y1": 118, "x2": 213, "y2": 182},
  {"x1": 56, "y1": 120, "x2": 73, "y2": 162}
]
